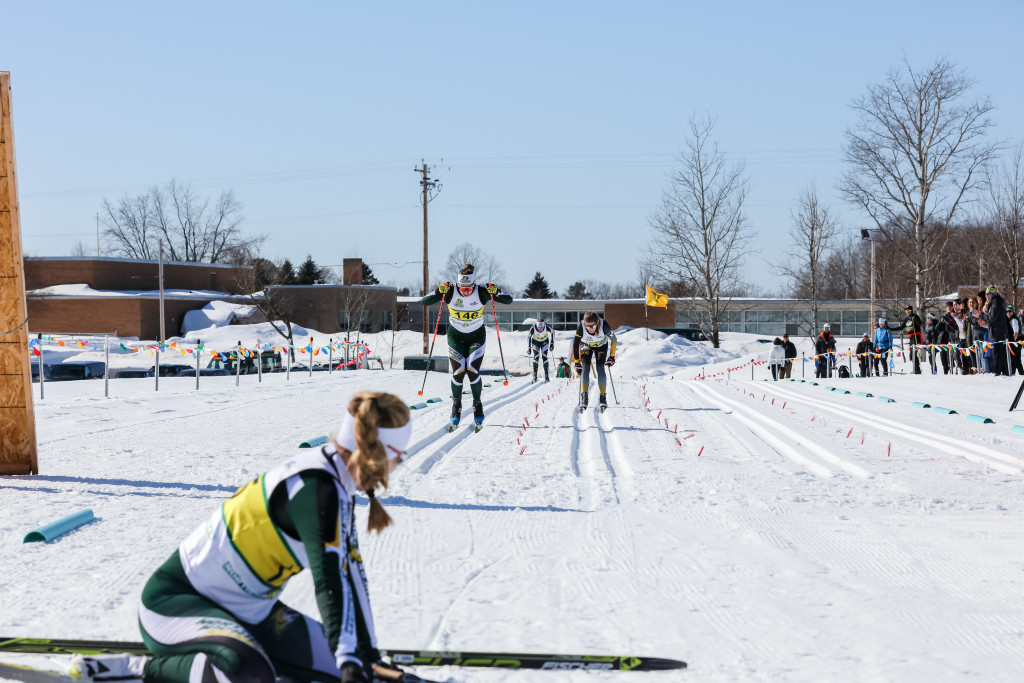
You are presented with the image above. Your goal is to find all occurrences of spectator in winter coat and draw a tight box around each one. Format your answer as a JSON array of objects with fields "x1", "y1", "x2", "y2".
[
  {"x1": 769, "y1": 337, "x2": 785, "y2": 380},
  {"x1": 957, "y1": 300, "x2": 975, "y2": 375},
  {"x1": 855, "y1": 333, "x2": 873, "y2": 378},
  {"x1": 940, "y1": 301, "x2": 960, "y2": 374},
  {"x1": 873, "y1": 318, "x2": 892, "y2": 377},
  {"x1": 556, "y1": 357, "x2": 572, "y2": 379},
  {"x1": 925, "y1": 312, "x2": 941, "y2": 374},
  {"x1": 969, "y1": 295, "x2": 989, "y2": 373},
  {"x1": 1008, "y1": 306, "x2": 1023, "y2": 376},
  {"x1": 815, "y1": 324, "x2": 837, "y2": 378},
  {"x1": 980, "y1": 286, "x2": 1010, "y2": 376},
  {"x1": 902, "y1": 306, "x2": 924, "y2": 374},
  {"x1": 780, "y1": 333, "x2": 797, "y2": 379}
]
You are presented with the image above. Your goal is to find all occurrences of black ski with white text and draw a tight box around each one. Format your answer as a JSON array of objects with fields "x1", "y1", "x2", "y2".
[{"x1": 0, "y1": 638, "x2": 687, "y2": 672}]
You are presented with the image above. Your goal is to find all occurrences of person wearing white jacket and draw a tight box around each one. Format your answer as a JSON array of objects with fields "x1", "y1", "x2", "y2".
[{"x1": 769, "y1": 337, "x2": 786, "y2": 380}]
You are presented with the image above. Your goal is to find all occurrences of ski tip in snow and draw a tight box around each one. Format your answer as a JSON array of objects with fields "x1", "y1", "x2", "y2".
[{"x1": 0, "y1": 661, "x2": 75, "y2": 683}]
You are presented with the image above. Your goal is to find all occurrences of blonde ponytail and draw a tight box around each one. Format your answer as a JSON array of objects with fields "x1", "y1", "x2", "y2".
[{"x1": 346, "y1": 392, "x2": 410, "y2": 533}]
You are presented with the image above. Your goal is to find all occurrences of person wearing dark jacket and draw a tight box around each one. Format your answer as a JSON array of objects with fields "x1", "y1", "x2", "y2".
[
  {"x1": 780, "y1": 333, "x2": 797, "y2": 379},
  {"x1": 980, "y1": 286, "x2": 1010, "y2": 376},
  {"x1": 815, "y1": 324, "x2": 837, "y2": 378},
  {"x1": 1007, "y1": 305, "x2": 1023, "y2": 376},
  {"x1": 902, "y1": 305, "x2": 924, "y2": 374},
  {"x1": 855, "y1": 333, "x2": 873, "y2": 378},
  {"x1": 924, "y1": 312, "x2": 941, "y2": 374},
  {"x1": 940, "y1": 301, "x2": 959, "y2": 374}
]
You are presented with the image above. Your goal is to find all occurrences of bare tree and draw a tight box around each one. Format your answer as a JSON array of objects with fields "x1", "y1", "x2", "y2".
[
  {"x1": 840, "y1": 58, "x2": 999, "y2": 311},
  {"x1": 68, "y1": 241, "x2": 90, "y2": 257},
  {"x1": 233, "y1": 254, "x2": 300, "y2": 361},
  {"x1": 440, "y1": 243, "x2": 507, "y2": 289},
  {"x1": 101, "y1": 180, "x2": 252, "y2": 263},
  {"x1": 646, "y1": 116, "x2": 752, "y2": 347},
  {"x1": 988, "y1": 143, "x2": 1024, "y2": 308},
  {"x1": 772, "y1": 183, "x2": 843, "y2": 337},
  {"x1": 101, "y1": 192, "x2": 156, "y2": 259}
]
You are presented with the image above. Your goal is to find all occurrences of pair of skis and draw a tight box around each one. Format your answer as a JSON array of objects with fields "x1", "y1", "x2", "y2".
[
  {"x1": 447, "y1": 420, "x2": 484, "y2": 434},
  {"x1": 0, "y1": 660, "x2": 435, "y2": 683},
  {"x1": 0, "y1": 637, "x2": 686, "y2": 676}
]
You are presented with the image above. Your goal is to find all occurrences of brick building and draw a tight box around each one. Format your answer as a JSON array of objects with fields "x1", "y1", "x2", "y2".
[
  {"x1": 24, "y1": 256, "x2": 401, "y2": 340},
  {"x1": 25, "y1": 257, "x2": 252, "y2": 339}
]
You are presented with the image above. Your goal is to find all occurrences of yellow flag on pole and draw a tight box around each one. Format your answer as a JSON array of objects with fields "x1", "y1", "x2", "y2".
[{"x1": 645, "y1": 285, "x2": 668, "y2": 308}]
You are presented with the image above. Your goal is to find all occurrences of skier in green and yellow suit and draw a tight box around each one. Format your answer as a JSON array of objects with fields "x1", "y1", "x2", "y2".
[
  {"x1": 420, "y1": 263, "x2": 513, "y2": 431},
  {"x1": 71, "y1": 393, "x2": 413, "y2": 683}
]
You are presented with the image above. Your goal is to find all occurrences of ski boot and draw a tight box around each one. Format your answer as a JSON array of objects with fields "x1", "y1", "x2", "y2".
[
  {"x1": 473, "y1": 399, "x2": 485, "y2": 432},
  {"x1": 448, "y1": 396, "x2": 462, "y2": 433},
  {"x1": 579, "y1": 391, "x2": 589, "y2": 411},
  {"x1": 544, "y1": 372, "x2": 550, "y2": 383},
  {"x1": 532, "y1": 372, "x2": 538, "y2": 384},
  {"x1": 599, "y1": 393, "x2": 608, "y2": 413}
]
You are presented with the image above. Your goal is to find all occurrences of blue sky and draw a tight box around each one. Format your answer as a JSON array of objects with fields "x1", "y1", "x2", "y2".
[{"x1": 5, "y1": 1, "x2": 1022, "y2": 295}]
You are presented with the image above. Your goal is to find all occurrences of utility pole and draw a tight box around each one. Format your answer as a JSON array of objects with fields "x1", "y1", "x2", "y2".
[
  {"x1": 416, "y1": 162, "x2": 438, "y2": 353},
  {"x1": 96, "y1": 212, "x2": 100, "y2": 256}
]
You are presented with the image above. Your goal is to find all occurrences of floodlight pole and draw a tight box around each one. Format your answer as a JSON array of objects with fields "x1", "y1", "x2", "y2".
[{"x1": 861, "y1": 229, "x2": 876, "y2": 328}]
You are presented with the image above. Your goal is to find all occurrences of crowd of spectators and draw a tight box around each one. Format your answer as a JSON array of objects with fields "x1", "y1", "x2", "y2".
[{"x1": 774, "y1": 286, "x2": 1023, "y2": 380}]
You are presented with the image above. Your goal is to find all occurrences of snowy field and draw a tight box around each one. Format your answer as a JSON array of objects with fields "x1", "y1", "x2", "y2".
[{"x1": 3, "y1": 327, "x2": 1024, "y2": 682}]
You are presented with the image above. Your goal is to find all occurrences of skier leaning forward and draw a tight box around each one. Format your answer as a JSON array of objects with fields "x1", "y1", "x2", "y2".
[
  {"x1": 527, "y1": 318, "x2": 554, "y2": 383},
  {"x1": 72, "y1": 392, "x2": 413, "y2": 683},
  {"x1": 420, "y1": 263, "x2": 513, "y2": 430},
  {"x1": 570, "y1": 311, "x2": 617, "y2": 410}
]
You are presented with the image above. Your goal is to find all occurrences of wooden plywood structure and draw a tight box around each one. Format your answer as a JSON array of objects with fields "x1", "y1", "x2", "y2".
[{"x1": 0, "y1": 72, "x2": 38, "y2": 474}]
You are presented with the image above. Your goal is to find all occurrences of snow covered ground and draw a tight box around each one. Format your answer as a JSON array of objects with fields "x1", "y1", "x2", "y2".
[{"x1": 4, "y1": 326, "x2": 1024, "y2": 682}]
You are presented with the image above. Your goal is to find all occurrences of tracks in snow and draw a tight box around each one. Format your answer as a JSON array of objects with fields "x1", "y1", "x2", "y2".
[
  {"x1": 762, "y1": 382, "x2": 1024, "y2": 475},
  {"x1": 686, "y1": 381, "x2": 871, "y2": 479}
]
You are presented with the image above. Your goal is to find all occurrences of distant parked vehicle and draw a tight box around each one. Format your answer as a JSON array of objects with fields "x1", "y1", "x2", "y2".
[
  {"x1": 112, "y1": 368, "x2": 153, "y2": 379},
  {"x1": 174, "y1": 367, "x2": 231, "y2": 377},
  {"x1": 207, "y1": 350, "x2": 282, "y2": 375},
  {"x1": 157, "y1": 364, "x2": 195, "y2": 377},
  {"x1": 652, "y1": 328, "x2": 709, "y2": 342},
  {"x1": 37, "y1": 361, "x2": 106, "y2": 382}
]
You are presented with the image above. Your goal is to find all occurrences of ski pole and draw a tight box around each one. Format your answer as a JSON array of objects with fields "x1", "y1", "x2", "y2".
[
  {"x1": 488, "y1": 285, "x2": 509, "y2": 385},
  {"x1": 608, "y1": 365, "x2": 618, "y2": 405},
  {"x1": 418, "y1": 294, "x2": 446, "y2": 396}
]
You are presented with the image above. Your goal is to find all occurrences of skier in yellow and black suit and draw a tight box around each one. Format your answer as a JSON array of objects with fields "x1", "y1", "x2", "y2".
[
  {"x1": 570, "y1": 311, "x2": 617, "y2": 411},
  {"x1": 72, "y1": 393, "x2": 412, "y2": 683},
  {"x1": 420, "y1": 263, "x2": 513, "y2": 431}
]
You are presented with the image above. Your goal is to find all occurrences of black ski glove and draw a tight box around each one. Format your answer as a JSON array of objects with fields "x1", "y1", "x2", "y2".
[
  {"x1": 605, "y1": 356, "x2": 615, "y2": 366},
  {"x1": 340, "y1": 661, "x2": 369, "y2": 683}
]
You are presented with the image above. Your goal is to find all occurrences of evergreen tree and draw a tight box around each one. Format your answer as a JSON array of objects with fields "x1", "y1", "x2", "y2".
[
  {"x1": 524, "y1": 272, "x2": 554, "y2": 299},
  {"x1": 250, "y1": 258, "x2": 278, "y2": 289},
  {"x1": 296, "y1": 255, "x2": 325, "y2": 285},
  {"x1": 277, "y1": 259, "x2": 297, "y2": 285},
  {"x1": 565, "y1": 281, "x2": 591, "y2": 299},
  {"x1": 362, "y1": 263, "x2": 380, "y2": 285}
]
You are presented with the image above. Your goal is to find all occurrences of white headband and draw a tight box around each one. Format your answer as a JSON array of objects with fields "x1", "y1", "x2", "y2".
[
  {"x1": 457, "y1": 273, "x2": 476, "y2": 286},
  {"x1": 335, "y1": 412, "x2": 412, "y2": 461}
]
